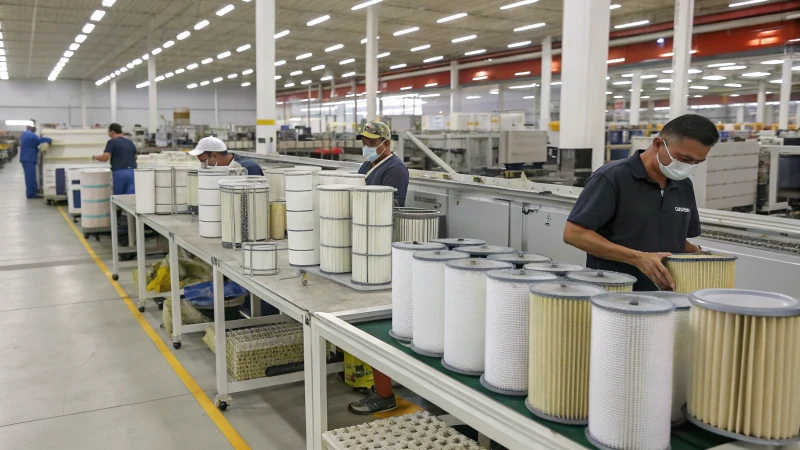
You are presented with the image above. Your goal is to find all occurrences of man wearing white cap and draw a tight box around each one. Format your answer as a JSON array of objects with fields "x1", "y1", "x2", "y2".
[{"x1": 188, "y1": 136, "x2": 263, "y2": 176}]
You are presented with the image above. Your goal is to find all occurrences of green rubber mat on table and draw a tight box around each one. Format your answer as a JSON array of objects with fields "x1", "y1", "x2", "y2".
[{"x1": 354, "y1": 319, "x2": 733, "y2": 450}]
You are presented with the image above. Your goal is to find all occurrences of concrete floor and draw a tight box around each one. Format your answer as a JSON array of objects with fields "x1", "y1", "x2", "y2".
[{"x1": 0, "y1": 162, "x2": 375, "y2": 449}]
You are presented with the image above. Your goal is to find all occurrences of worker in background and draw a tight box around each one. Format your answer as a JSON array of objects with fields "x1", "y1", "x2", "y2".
[
  {"x1": 93, "y1": 123, "x2": 137, "y2": 194},
  {"x1": 189, "y1": 136, "x2": 263, "y2": 176},
  {"x1": 563, "y1": 114, "x2": 719, "y2": 291},
  {"x1": 348, "y1": 121, "x2": 409, "y2": 416},
  {"x1": 19, "y1": 124, "x2": 52, "y2": 199}
]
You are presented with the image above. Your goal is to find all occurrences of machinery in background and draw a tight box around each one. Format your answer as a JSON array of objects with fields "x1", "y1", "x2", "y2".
[
  {"x1": 758, "y1": 144, "x2": 800, "y2": 217},
  {"x1": 39, "y1": 128, "x2": 109, "y2": 204}
]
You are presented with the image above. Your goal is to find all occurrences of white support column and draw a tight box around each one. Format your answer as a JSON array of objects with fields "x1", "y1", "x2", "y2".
[
  {"x1": 796, "y1": 102, "x2": 800, "y2": 128},
  {"x1": 630, "y1": 70, "x2": 642, "y2": 126},
  {"x1": 756, "y1": 81, "x2": 766, "y2": 124},
  {"x1": 449, "y1": 60, "x2": 460, "y2": 115},
  {"x1": 256, "y1": 0, "x2": 277, "y2": 154},
  {"x1": 81, "y1": 80, "x2": 88, "y2": 127},
  {"x1": 147, "y1": 17, "x2": 158, "y2": 134},
  {"x1": 779, "y1": 58, "x2": 793, "y2": 130},
  {"x1": 540, "y1": 36, "x2": 552, "y2": 130},
  {"x1": 110, "y1": 80, "x2": 117, "y2": 123},
  {"x1": 351, "y1": 79, "x2": 358, "y2": 131},
  {"x1": 307, "y1": 85, "x2": 312, "y2": 127},
  {"x1": 766, "y1": 103, "x2": 775, "y2": 127},
  {"x1": 669, "y1": 0, "x2": 694, "y2": 119},
  {"x1": 736, "y1": 105, "x2": 745, "y2": 124},
  {"x1": 497, "y1": 87, "x2": 504, "y2": 113},
  {"x1": 560, "y1": 0, "x2": 611, "y2": 171},
  {"x1": 365, "y1": 5, "x2": 379, "y2": 121},
  {"x1": 213, "y1": 87, "x2": 220, "y2": 125}
]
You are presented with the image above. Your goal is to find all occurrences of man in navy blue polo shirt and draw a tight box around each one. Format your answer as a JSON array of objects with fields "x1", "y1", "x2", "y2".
[
  {"x1": 356, "y1": 120, "x2": 409, "y2": 206},
  {"x1": 564, "y1": 114, "x2": 719, "y2": 291},
  {"x1": 188, "y1": 136, "x2": 264, "y2": 176},
  {"x1": 93, "y1": 123, "x2": 137, "y2": 194}
]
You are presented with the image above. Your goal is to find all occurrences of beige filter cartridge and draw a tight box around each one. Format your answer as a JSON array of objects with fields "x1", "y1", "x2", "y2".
[
  {"x1": 269, "y1": 201, "x2": 286, "y2": 240},
  {"x1": 685, "y1": 289, "x2": 800, "y2": 445},
  {"x1": 526, "y1": 282, "x2": 607, "y2": 424},
  {"x1": 664, "y1": 253, "x2": 737, "y2": 294},
  {"x1": 566, "y1": 269, "x2": 637, "y2": 292}
]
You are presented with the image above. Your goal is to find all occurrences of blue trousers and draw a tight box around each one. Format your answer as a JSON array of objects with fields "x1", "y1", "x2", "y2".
[
  {"x1": 112, "y1": 169, "x2": 136, "y2": 195},
  {"x1": 22, "y1": 162, "x2": 38, "y2": 198}
]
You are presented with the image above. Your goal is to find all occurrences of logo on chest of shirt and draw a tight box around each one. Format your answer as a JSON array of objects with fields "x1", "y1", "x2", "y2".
[{"x1": 675, "y1": 207, "x2": 691, "y2": 213}]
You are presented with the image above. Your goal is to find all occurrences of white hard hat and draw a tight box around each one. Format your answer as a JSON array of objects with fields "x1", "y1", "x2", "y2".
[{"x1": 188, "y1": 136, "x2": 227, "y2": 156}]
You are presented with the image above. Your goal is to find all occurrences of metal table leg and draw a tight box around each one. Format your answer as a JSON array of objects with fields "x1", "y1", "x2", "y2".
[
  {"x1": 127, "y1": 211, "x2": 136, "y2": 248},
  {"x1": 110, "y1": 200, "x2": 119, "y2": 280},
  {"x1": 309, "y1": 320, "x2": 328, "y2": 450},
  {"x1": 213, "y1": 261, "x2": 232, "y2": 410},
  {"x1": 304, "y1": 318, "x2": 318, "y2": 450},
  {"x1": 136, "y1": 214, "x2": 146, "y2": 311},
  {"x1": 169, "y1": 234, "x2": 182, "y2": 349}
]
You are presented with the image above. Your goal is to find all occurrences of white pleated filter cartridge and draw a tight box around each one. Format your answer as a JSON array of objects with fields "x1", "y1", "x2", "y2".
[
  {"x1": 393, "y1": 208, "x2": 443, "y2": 243},
  {"x1": 318, "y1": 184, "x2": 354, "y2": 274},
  {"x1": 242, "y1": 242, "x2": 279, "y2": 276},
  {"x1": 566, "y1": 270, "x2": 637, "y2": 292},
  {"x1": 351, "y1": 185, "x2": 395, "y2": 285},
  {"x1": 645, "y1": 291, "x2": 692, "y2": 426},
  {"x1": 527, "y1": 282, "x2": 607, "y2": 424},
  {"x1": 187, "y1": 169, "x2": 198, "y2": 213},
  {"x1": 285, "y1": 170, "x2": 320, "y2": 266},
  {"x1": 336, "y1": 172, "x2": 366, "y2": 186},
  {"x1": 664, "y1": 253, "x2": 737, "y2": 294},
  {"x1": 389, "y1": 241, "x2": 447, "y2": 343},
  {"x1": 410, "y1": 250, "x2": 469, "y2": 357},
  {"x1": 198, "y1": 168, "x2": 239, "y2": 238},
  {"x1": 154, "y1": 166, "x2": 189, "y2": 214},
  {"x1": 134, "y1": 168, "x2": 156, "y2": 214},
  {"x1": 481, "y1": 269, "x2": 559, "y2": 396},
  {"x1": 587, "y1": 293, "x2": 675, "y2": 450},
  {"x1": 442, "y1": 258, "x2": 513, "y2": 375},
  {"x1": 431, "y1": 237, "x2": 486, "y2": 250},
  {"x1": 219, "y1": 176, "x2": 270, "y2": 248},
  {"x1": 487, "y1": 252, "x2": 550, "y2": 269},
  {"x1": 523, "y1": 261, "x2": 585, "y2": 277},
  {"x1": 80, "y1": 168, "x2": 112, "y2": 229},
  {"x1": 264, "y1": 167, "x2": 289, "y2": 202},
  {"x1": 686, "y1": 289, "x2": 800, "y2": 445}
]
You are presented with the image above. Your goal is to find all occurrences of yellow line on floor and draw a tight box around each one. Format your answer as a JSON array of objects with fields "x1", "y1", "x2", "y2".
[{"x1": 57, "y1": 207, "x2": 251, "y2": 450}]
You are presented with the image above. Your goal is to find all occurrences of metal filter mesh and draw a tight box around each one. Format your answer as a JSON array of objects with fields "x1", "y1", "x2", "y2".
[
  {"x1": 322, "y1": 411, "x2": 482, "y2": 450},
  {"x1": 687, "y1": 306, "x2": 800, "y2": 442},
  {"x1": 664, "y1": 254, "x2": 737, "y2": 294},
  {"x1": 587, "y1": 301, "x2": 675, "y2": 450}
]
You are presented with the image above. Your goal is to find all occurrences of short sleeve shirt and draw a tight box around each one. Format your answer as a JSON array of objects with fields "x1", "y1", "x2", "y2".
[
  {"x1": 231, "y1": 154, "x2": 264, "y2": 176},
  {"x1": 358, "y1": 153, "x2": 409, "y2": 207},
  {"x1": 567, "y1": 150, "x2": 701, "y2": 291},
  {"x1": 103, "y1": 137, "x2": 138, "y2": 171}
]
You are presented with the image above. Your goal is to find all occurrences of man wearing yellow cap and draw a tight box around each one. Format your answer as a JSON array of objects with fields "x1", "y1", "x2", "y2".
[{"x1": 355, "y1": 120, "x2": 409, "y2": 206}]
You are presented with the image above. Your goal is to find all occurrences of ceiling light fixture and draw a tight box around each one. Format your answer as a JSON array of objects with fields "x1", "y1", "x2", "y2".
[
  {"x1": 311, "y1": 65, "x2": 325, "y2": 71},
  {"x1": 217, "y1": 51, "x2": 231, "y2": 59},
  {"x1": 613, "y1": 81, "x2": 632, "y2": 85},
  {"x1": 274, "y1": 75, "x2": 281, "y2": 80},
  {"x1": 177, "y1": 31, "x2": 191, "y2": 40},
  {"x1": 352, "y1": 0, "x2": 383, "y2": 10},
  {"x1": 200, "y1": 81, "x2": 210, "y2": 86},
  {"x1": 64, "y1": 51, "x2": 74, "y2": 57},
  {"x1": 187, "y1": 84, "x2": 197, "y2": 89},
  {"x1": 438, "y1": 13, "x2": 468, "y2": 23},
  {"x1": 741, "y1": 72, "x2": 770, "y2": 77},
  {"x1": 165, "y1": 72, "x2": 174, "y2": 78},
  {"x1": 307, "y1": 15, "x2": 330, "y2": 26},
  {"x1": 761, "y1": 59, "x2": 784, "y2": 64},
  {"x1": 465, "y1": 49, "x2": 486, "y2": 56},
  {"x1": 121, "y1": 67, "x2": 129, "y2": 72},
  {"x1": 187, "y1": 63, "x2": 199, "y2": 70},
  {"x1": 241, "y1": 82, "x2": 251, "y2": 87},
  {"x1": 509, "y1": 83, "x2": 536, "y2": 89},
  {"x1": 217, "y1": 4, "x2": 234, "y2": 16},
  {"x1": 274, "y1": 30, "x2": 290, "y2": 39},
  {"x1": 300, "y1": 80, "x2": 312, "y2": 85},
  {"x1": 290, "y1": 70, "x2": 303, "y2": 76},
  {"x1": 423, "y1": 56, "x2": 444, "y2": 63},
  {"x1": 473, "y1": 75, "x2": 488, "y2": 81},
  {"x1": 343, "y1": 72, "x2": 356, "y2": 77},
  {"x1": 237, "y1": 44, "x2": 251, "y2": 52},
  {"x1": 285, "y1": 82, "x2": 295, "y2": 87},
  {"x1": 69, "y1": 43, "x2": 80, "y2": 51},
  {"x1": 228, "y1": 73, "x2": 238, "y2": 79},
  {"x1": 394, "y1": 27, "x2": 419, "y2": 36},
  {"x1": 142, "y1": 54, "x2": 150, "y2": 60},
  {"x1": 132, "y1": 58, "x2": 142, "y2": 65},
  {"x1": 213, "y1": 77, "x2": 223, "y2": 83},
  {"x1": 339, "y1": 58, "x2": 355, "y2": 65},
  {"x1": 390, "y1": 64, "x2": 407, "y2": 69},
  {"x1": 514, "y1": 23, "x2": 545, "y2": 32},
  {"x1": 195, "y1": 20, "x2": 209, "y2": 30},
  {"x1": 152, "y1": 48, "x2": 162, "y2": 55},
  {"x1": 410, "y1": 45, "x2": 431, "y2": 52},
  {"x1": 419, "y1": 93, "x2": 440, "y2": 98},
  {"x1": 500, "y1": 0, "x2": 539, "y2": 10},
  {"x1": 728, "y1": 0, "x2": 767, "y2": 7},
  {"x1": 614, "y1": 20, "x2": 649, "y2": 29},
  {"x1": 515, "y1": 71, "x2": 531, "y2": 76},
  {"x1": 377, "y1": 52, "x2": 390, "y2": 58},
  {"x1": 707, "y1": 62, "x2": 735, "y2": 68},
  {"x1": 703, "y1": 75, "x2": 726, "y2": 80},
  {"x1": 719, "y1": 65, "x2": 747, "y2": 71},
  {"x1": 400, "y1": 86, "x2": 412, "y2": 90},
  {"x1": 201, "y1": 58, "x2": 213, "y2": 64},
  {"x1": 155, "y1": 75, "x2": 165, "y2": 82},
  {"x1": 466, "y1": 95, "x2": 481, "y2": 99},
  {"x1": 102, "y1": 0, "x2": 116, "y2": 6},
  {"x1": 607, "y1": 58, "x2": 626, "y2": 64},
  {"x1": 656, "y1": 87, "x2": 670, "y2": 91},
  {"x1": 424, "y1": 83, "x2": 438, "y2": 87},
  {"x1": 325, "y1": 44, "x2": 344, "y2": 52},
  {"x1": 689, "y1": 85, "x2": 709, "y2": 89},
  {"x1": 452, "y1": 35, "x2": 477, "y2": 43},
  {"x1": 136, "y1": 81, "x2": 150, "y2": 88},
  {"x1": 275, "y1": 60, "x2": 286, "y2": 66},
  {"x1": 508, "y1": 41, "x2": 531, "y2": 48},
  {"x1": 610, "y1": 4, "x2": 621, "y2": 9},
  {"x1": 657, "y1": 78, "x2": 673, "y2": 83},
  {"x1": 75, "y1": 34, "x2": 87, "y2": 43},
  {"x1": 320, "y1": 75, "x2": 333, "y2": 81},
  {"x1": 83, "y1": 23, "x2": 95, "y2": 33},
  {"x1": 296, "y1": 53, "x2": 312, "y2": 60},
  {"x1": 90, "y1": 10, "x2": 105, "y2": 21}
]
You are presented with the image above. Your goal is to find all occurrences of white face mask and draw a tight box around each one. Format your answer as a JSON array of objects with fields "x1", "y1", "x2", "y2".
[{"x1": 658, "y1": 140, "x2": 696, "y2": 181}]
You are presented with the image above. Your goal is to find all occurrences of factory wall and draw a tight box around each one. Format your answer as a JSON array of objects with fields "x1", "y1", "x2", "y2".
[{"x1": 0, "y1": 79, "x2": 257, "y2": 130}]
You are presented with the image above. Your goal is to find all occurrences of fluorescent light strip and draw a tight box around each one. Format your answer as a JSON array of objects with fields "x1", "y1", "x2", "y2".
[
  {"x1": 187, "y1": 63, "x2": 199, "y2": 70},
  {"x1": 377, "y1": 52, "x2": 390, "y2": 58},
  {"x1": 275, "y1": 60, "x2": 286, "y2": 66},
  {"x1": 352, "y1": 0, "x2": 383, "y2": 10},
  {"x1": 400, "y1": 86, "x2": 412, "y2": 90},
  {"x1": 237, "y1": 44, "x2": 251, "y2": 52},
  {"x1": 75, "y1": 34, "x2": 87, "y2": 43},
  {"x1": 607, "y1": 58, "x2": 626, "y2": 64},
  {"x1": 217, "y1": 51, "x2": 231, "y2": 59},
  {"x1": 217, "y1": 4, "x2": 234, "y2": 16},
  {"x1": 342, "y1": 72, "x2": 356, "y2": 77},
  {"x1": 729, "y1": 0, "x2": 767, "y2": 7},
  {"x1": 419, "y1": 93, "x2": 440, "y2": 97},
  {"x1": 390, "y1": 64, "x2": 407, "y2": 69},
  {"x1": 411, "y1": 45, "x2": 430, "y2": 52},
  {"x1": 201, "y1": 58, "x2": 213, "y2": 64},
  {"x1": 438, "y1": 13, "x2": 467, "y2": 23},
  {"x1": 641, "y1": 74, "x2": 658, "y2": 79},
  {"x1": 340, "y1": 58, "x2": 355, "y2": 65},
  {"x1": 90, "y1": 10, "x2": 105, "y2": 21},
  {"x1": 311, "y1": 65, "x2": 325, "y2": 71},
  {"x1": 290, "y1": 70, "x2": 303, "y2": 76},
  {"x1": 500, "y1": 0, "x2": 538, "y2": 10},
  {"x1": 703, "y1": 75, "x2": 726, "y2": 80},
  {"x1": 296, "y1": 53, "x2": 312, "y2": 60},
  {"x1": 200, "y1": 81, "x2": 210, "y2": 86},
  {"x1": 423, "y1": 56, "x2": 444, "y2": 63},
  {"x1": 508, "y1": 41, "x2": 531, "y2": 48},
  {"x1": 465, "y1": 49, "x2": 486, "y2": 56},
  {"x1": 213, "y1": 77, "x2": 223, "y2": 83},
  {"x1": 83, "y1": 23, "x2": 95, "y2": 33},
  {"x1": 424, "y1": 83, "x2": 438, "y2": 87},
  {"x1": 177, "y1": 31, "x2": 191, "y2": 40},
  {"x1": 242, "y1": 69, "x2": 253, "y2": 75},
  {"x1": 719, "y1": 65, "x2": 747, "y2": 70},
  {"x1": 241, "y1": 82, "x2": 251, "y2": 87},
  {"x1": 610, "y1": 4, "x2": 621, "y2": 9},
  {"x1": 614, "y1": 20, "x2": 649, "y2": 29},
  {"x1": 285, "y1": 83, "x2": 295, "y2": 87},
  {"x1": 473, "y1": 75, "x2": 488, "y2": 81},
  {"x1": 307, "y1": 15, "x2": 330, "y2": 26},
  {"x1": 102, "y1": 0, "x2": 116, "y2": 6},
  {"x1": 515, "y1": 71, "x2": 530, "y2": 76},
  {"x1": 228, "y1": 73, "x2": 237, "y2": 79},
  {"x1": 275, "y1": 30, "x2": 290, "y2": 39},
  {"x1": 394, "y1": 27, "x2": 419, "y2": 36},
  {"x1": 152, "y1": 48, "x2": 162, "y2": 55},
  {"x1": 707, "y1": 62, "x2": 735, "y2": 68},
  {"x1": 466, "y1": 95, "x2": 481, "y2": 99},
  {"x1": 514, "y1": 23, "x2": 545, "y2": 32},
  {"x1": 320, "y1": 76, "x2": 332, "y2": 81},
  {"x1": 195, "y1": 20, "x2": 209, "y2": 30},
  {"x1": 69, "y1": 43, "x2": 80, "y2": 51},
  {"x1": 325, "y1": 44, "x2": 343, "y2": 52}
]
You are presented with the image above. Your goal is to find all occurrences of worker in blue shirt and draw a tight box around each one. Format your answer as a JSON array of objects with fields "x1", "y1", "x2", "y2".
[
  {"x1": 19, "y1": 124, "x2": 52, "y2": 198},
  {"x1": 188, "y1": 136, "x2": 264, "y2": 176},
  {"x1": 92, "y1": 123, "x2": 137, "y2": 194},
  {"x1": 356, "y1": 120, "x2": 409, "y2": 206}
]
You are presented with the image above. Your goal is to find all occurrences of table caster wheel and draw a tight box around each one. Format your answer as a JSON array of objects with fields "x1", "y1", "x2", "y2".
[
  {"x1": 217, "y1": 401, "x2": 228, "y2": 411},
  {"x1": 112, "y1": 274, "x2": 119, "y2": 281},
  {"x1": 138, "y1": 306, "x2": 145, "y2": 312},
  {"x1": 173, "y1": 341, "x2": 181, "y2": 349},
  {"x1": 84, "y1": 233, "x2": 89, "y2": 239}
]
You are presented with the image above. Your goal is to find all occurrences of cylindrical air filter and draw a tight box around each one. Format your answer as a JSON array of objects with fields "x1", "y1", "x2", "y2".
[
  {"x1": 264, "y1": 167, "x2": 288, "y2": 202},
  {"x1": 410, "y1": 250, "x2": 469, "y2": 357},
  {"x1": 527, "y1": 282, "x2": 607, "y2": 424},
  {"x1": 587, "y1": 293, "x2": 675, "y2": 450},
  {"x1": 318, "y1": 185, "x2": 353, "y2": 274},
  {"x1": 337, "y1": 172, "x2": 366, "y2": 186},
  {"x1": 431, "y1": 237, "x2": 486, "y2": 250},
  {"x1": 393, "y1": 209, "x2": 442, "y2": 242},
  {"x1": 481, "y1": 269, "x2": 559, "y2": 396},
  {"x1": 187, "y1": 169, "x2": 199, "y2": 213},
  {"x1": 285, "y1": 171, "x2": 319, "y2": 266},
  {"x1": 442, "y1": 259, "x2": 514, "y2": 376},
  {"x1": 566, "y1": 270, "x2": 637, "y2": 292},
  {"x1": 242, "y1": 242, "x2": 279, "y2": 276},
  {"x1": 663, "y1": 253, "x2": 737, "y2": 293},
  {"x1": 154, "y1": 167, "x2": 189, "y2": 214},
  {"x1": 390, "y1": 241, "x2": 446, "y2": 343},
  {"x1": 524, "y1": 261, "x2": 584, "y2": 277},
  {"x1": 134, "y1": 168, "x2": 156, "y2": 214},
  {"x1": 198, "y1": 168, "x2": 234, "y2": 238},
  {"x1": 487, "y1": 252, "x2": 550, "y2": 269},
  {"x1": 270, "y1": 201, "x2": 286, "y2": 240},
  {"x1": 80, "y1": 168, "x2": 112, "y2": 229},
  {"x1": 219, "y1": 177, "x2": 269, "y2": 248},
  {"x1": 453, "y1": 245, "x2": 515, "y2": 259},
  {"x1": 351, "y1": 185, "x2": 395, "y2": 285},
  {"x1": 645, "y1": 291, "x2": 692, "y2": 426},
  {"x1": 685, "y1": 289, "x2": 800, "y2": 445}
]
